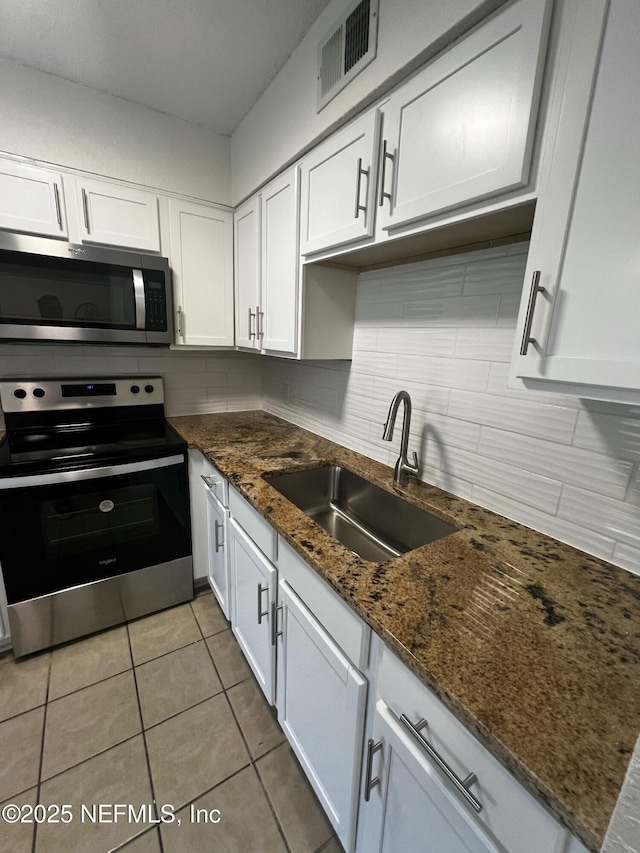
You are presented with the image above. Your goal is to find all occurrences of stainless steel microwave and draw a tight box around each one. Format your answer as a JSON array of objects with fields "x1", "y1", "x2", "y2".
[{"x1": 0, "y1": 233, "x2": 173, "y2": 345}]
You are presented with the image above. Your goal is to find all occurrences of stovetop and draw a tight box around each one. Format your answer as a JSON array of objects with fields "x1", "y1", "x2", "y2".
[{"x1": 0, "y1": 376, "x2": 186, "y2": 477}]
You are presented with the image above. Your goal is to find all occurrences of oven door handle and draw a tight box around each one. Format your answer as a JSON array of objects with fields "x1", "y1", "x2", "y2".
[{"x1": 0, "y1": 454, "x2": 185, "y2": 490}]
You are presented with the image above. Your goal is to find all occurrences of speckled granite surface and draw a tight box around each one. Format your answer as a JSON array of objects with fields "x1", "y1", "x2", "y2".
[{"x1": 170, "y1": 410, "x2": 640, "y2": 852}]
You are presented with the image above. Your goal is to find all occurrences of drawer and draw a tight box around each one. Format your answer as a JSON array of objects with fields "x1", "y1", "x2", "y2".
[
  {"x1": 201, "y1": 456, "x2": 228, "y2": 507},
  {"x1": 376, "y1": 645, "x2": 565, "y2": 853},
  {"x1": 228, "y1": 485, "x2": 276, "y2": 562},
  {"x1": 277, "y1": 535, "x2": 370, "y2": 671}
]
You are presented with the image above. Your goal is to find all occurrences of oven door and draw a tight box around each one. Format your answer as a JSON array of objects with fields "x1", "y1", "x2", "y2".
[{"x1": 0, "y1": 454, "x2": 192, "y2": 655}]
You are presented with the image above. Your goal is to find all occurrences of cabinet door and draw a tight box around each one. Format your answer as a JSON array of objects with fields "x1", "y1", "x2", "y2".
[
  {"x1": 229, "y1": 518, "x2": 276, "y2": 703},
  {"x1": 358, "y1": 700, "x2": 500, "y2": 853},
  {"x1": 276, "y1": 580, "x2": 367, "y2": 853},
  {"x1": 300, "y1": 109, "x2": 381, "y2": 256},
  {"x1": 76, "y1": 178, "x2": 161, "y2": 251},
  {"x1": 169, "y1": 198, "x2": 234, "y2": 347},
  {"x1": 378, "y1": 0, "x2": 551, "y2": 232},
  {"x1": 261, "y1": 168, "x2": 299, "y2": 354},
  {"x1": 0, "y1": 161, "x2": 67, "y2": 238},
  {"x1": 206, "y1": 489, "x2": 230, "y2": 619},
  {"x1": 187, "y1": 450, "x2": 208, "y2": 583},
  {"x1": 0, "y1": 566, "x2": 10, "y2": 648},
  {"x1": 234, "y1": 197, "x2": 260, "y2": 349},
  {"x1": 509, "y1": 0, "x2": 640, "y2": 402}
]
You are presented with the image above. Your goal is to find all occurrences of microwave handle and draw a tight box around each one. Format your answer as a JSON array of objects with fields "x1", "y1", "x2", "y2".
[{"x1": 132, "y1": 269, "x2": 146, "y2": 330}]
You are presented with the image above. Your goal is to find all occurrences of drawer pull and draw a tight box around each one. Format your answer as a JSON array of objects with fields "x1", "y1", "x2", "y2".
[
  {"x1": 399, "y1": 714, "x2": 482, "y2": 813},
  {"x1": 201, "y1": 474, "x2": 216, "y2": 490},
  {"x1": 354, "y1": 157, "x2": 369, "y2": 220},
  {"x1": 257, "y1": 583, "x2": 269, "y2": 624},
  {"x1": 519, "y1": 270, "x2": 546, "y2": 356},
  {"x1": 364, "y1": 738, "x2": 383, "y2": 802}
]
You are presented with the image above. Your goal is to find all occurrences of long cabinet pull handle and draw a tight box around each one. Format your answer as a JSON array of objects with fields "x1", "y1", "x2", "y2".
[
  {"x1": 81, "y1": 187, "x2": 90, "y2": 232},
  {"x1": 177, "y1": 305, "x2": 184, "y2": 340},
  {"x1": 399, "y1": 714, "x2": 482, "y2": 813},
  {"x1": 519, "y1": 270, "x2": 546, "y2": 356},
  {"x1": 257, "y1": 584, "x2": 269, "y2": 624},
  {"x1": 200, "y1": 474, "x2": 215, "y2": 489},
  {"x1": 53, "y1": 183, "x2": 63, "y2": 229},
  {"x1": 248, "y1": 308, "x2": 256, "y2": 339},
  {"x1": 379, "y1": 140, "x2": 394, "y2": 207},
  {"x1": 354, "y1": 157, "x2": 369, "y2": 220},
  {"x1": 213, "y1": 520, "x2": 224, "y2": 552},
  {"x1": 364, "y1": 738, "x2": 383, "y2": 802},
  {"x1": 270, "y1": 600, "x2": 283, "y2": 646},
  {"x1": 257, "y1": 308, "x2": 264, "y2": 340}
]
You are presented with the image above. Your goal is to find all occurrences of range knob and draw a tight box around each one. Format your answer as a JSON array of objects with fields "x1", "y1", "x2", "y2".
[
  {"x1": 144, "y1": 384, "x2": 154, "y2": 394},
  {"x1": 130, "y1": 385, "x2": 140, "y2": 394},
  {"x1": 13, "y1": 388, "x2": 27, "y2": 399},
  {"x1": 32, "y1": 388, "x2": 46, "y2": 398}
]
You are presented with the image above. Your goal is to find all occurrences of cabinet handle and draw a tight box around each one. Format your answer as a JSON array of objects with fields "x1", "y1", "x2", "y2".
[
  {"x1": 378, "y1": 140, "x2": 394, "y2": 208},
  {"x1": 257, "y1": 583, "x2": 269, "y2": 624},
  {"x1": 248, "y1": 308, "x2": 256, "y2": 339},
  {"x1": 257, "y1": 307, "x2": 264, "y2": 340},
  {"x1": 200, "y1": 474, "x2": 215, "y2": 490},
  {"x1": 399, "y1": 715, "x2": 482, "y2": 813},
  {"x1": 270, "y1": 600, "x2": 283, "y2": 646},
  {"x1": 354, "y1": 157, "x2": 369, "y2": 220},
  {"x1": 519, "y1": 270, "x2": 546, "y2": 356},
  {"x1": 81, "y1": 188, "x2": 90, "y2": 232},
  {"x1": 53, "y1": 183, "x2": 63, "y2": 229},
  {"x1": 364, "y1": 738, "x2": 383, "y2": 802},
  {"x1": 177, "y1": 305, "x2": 185, "y2": 340},
  {"x1": 213, "y1": 519, "x2": 224, "y2": 552}
]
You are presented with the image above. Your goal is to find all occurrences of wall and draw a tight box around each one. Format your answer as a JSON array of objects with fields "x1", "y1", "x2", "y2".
[
  {"x1": 0, "y1": 344, "x2": 261, "y2": 430},
  {"x1": 0, "y1": 58, "x2": 231, "y2": 204},
  {"x1": 230, "y1": 0, "x2": 507, "y2": 202},
  {"x1": 262, "y1": 242, "x2": 640, "y2": 576}
]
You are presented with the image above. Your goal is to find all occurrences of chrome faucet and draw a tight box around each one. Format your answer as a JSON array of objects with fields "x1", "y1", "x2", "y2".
[{"x1": 382, "y1": 390, "x2": 420, "y2": 485}]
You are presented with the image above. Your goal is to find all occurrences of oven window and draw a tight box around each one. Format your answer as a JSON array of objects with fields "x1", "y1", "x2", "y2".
[
  {"x1": 0, "y1": 253, "x2": 136, "y2": 329},
  {"x1": 41, "y1": 484, "x2": 159, "y2": 559},
  {"x1": 0, "y1": 460, "x2": 191, "y2": 604}
]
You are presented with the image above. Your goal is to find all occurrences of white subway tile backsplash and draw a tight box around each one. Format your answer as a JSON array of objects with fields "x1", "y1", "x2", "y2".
[
  {"x1": 448, "y1": 389, "x2": 578, "y2": 443},
  {"x1": 262, "y1": 244, "x2": 640, "y2": 576},
  {"x1": 558, "y1": 487, "x2": 640, "y2": 551},
  {"x1": 471, "y1": 486, "x2": 617, "y2": 561},
  {"x1": 479, "y1": 428, "x2": 634, "y2": 500}
]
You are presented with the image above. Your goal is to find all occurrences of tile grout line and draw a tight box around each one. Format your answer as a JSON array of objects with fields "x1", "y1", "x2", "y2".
[
  {"x1": 124, "y1": 620, "x2": 167, "y2": 853},
  {"x1": 32, "y1": 650, "x2": 53, "y2": 853}
]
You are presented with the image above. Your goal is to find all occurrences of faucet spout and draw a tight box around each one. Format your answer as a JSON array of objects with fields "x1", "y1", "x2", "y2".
[{"x1": 382, "y1": 390, "x2": 420, "y2": 485}]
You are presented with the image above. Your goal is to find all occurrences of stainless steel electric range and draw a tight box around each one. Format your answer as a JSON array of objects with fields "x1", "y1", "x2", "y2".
[{"x1": 0, "y1": 376, "x2": 193, "y2": 657}]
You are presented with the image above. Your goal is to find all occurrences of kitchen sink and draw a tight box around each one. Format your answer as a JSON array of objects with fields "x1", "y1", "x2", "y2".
[{"x1": 264, "y1": 465, "x2": 457, "y2": 562}]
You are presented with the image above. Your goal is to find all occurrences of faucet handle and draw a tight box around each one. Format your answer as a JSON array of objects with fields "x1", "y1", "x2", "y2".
[{"x1": 412, "y1": 451, "x2": 419, "y2": 469}]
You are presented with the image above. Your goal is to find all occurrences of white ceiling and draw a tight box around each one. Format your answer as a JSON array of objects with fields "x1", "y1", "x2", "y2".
[{"x1": 0, "y1": 0, "x2": 333, "y2": 136}]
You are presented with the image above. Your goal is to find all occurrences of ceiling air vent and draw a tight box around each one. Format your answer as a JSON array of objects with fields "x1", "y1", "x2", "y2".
[{"x1": 317, "y1": 0, "x2": 379, "y2": 112}]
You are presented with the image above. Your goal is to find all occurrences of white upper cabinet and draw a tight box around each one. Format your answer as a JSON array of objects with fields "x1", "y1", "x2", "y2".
[
  {"x1": 300, "y1": 109, "x2": 381, "y2": 256},
  {"x1": 378, "y1": 0, "x2": 552, "y2": 233},
  {"x1": 0, "y1": 161, "x2": 67, "y2": 238},
  {"x1": 73, "y1": 177, "x2": 161, "y2": 251},
  {"x1": 509, "y1": 0, "x2": 640, "y2": 403},
  {"x1": 234, "y1": 167, "x2": 300, "y2": 356},
  {"x1": 261, "y1": 168, "x2": 299, "y2": 354},
  {"x1": 234, "y1": 197, "x2": 261, "y2": 350},
  {"x1": 169, "y1": 198, "x2": 234, "y2": 348}
]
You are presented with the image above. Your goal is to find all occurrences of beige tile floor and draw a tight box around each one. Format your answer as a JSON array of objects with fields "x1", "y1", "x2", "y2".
[{"x1": 0, "y1": 589, "x2": 344, "y2": 853}]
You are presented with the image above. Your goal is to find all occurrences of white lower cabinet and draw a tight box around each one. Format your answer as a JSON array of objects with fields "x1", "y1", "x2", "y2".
[
  {"x1": 205, "y1": 489, "x2": 230, "y2": 619},
  {"x1": 228, "y1": 517, "x2": 277, "y2": 704},
  {"x1": 359, "y1": 700, "x2": 500, "y2": 853},
  {"x1": 358, "y1": 643, "x2": 586, "y2": 853},
  {"x1": 276, "y1": 579, "x2": 367, "y2": 852},
  {"x1": 0, "y1": 566, "x2": 10, "y2": 650}
]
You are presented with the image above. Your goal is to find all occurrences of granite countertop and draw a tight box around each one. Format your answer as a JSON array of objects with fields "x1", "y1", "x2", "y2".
[{"x1": 170, "y1": 410, "x2": 640, "y2": 852}]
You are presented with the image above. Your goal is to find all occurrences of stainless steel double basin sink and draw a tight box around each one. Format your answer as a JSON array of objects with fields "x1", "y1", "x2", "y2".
[{"x1": 264, "y1": 465, "x2": 457, "y2": 562}]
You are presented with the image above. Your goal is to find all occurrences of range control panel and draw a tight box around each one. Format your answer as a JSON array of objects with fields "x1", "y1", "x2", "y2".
[{"x1": 0, "y1": 376, "x2": 164, "y2": 413}]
